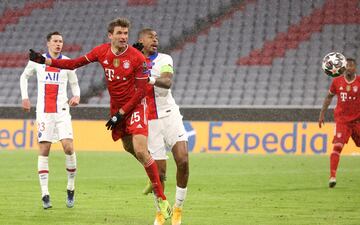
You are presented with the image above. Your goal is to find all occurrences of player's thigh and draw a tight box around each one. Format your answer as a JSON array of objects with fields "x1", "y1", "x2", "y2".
[
  {"x1": 172, "y1": 141, "x2": 189, "y2": 164},
  {"x1": 163, "y1": 110, "x2": 188, "y2": 149},
  {"x1": 333, "y1": 122, "x2": 352, "y2": 144},
  {"x1": 56, "y1": 112, "x2": 73, "y2": 141},
  {"x1": 148, "y1": 119, "x2": 168, "y2": 160},
  {"x1": 351, "y1": 122, "x2": 360, "y2": 147},
  {"x1": 121, "y1": 135, "x2": 136, "y2": 156},
  {"x1": 36, "y1": 113, "x2": 56, "y2": 142}
]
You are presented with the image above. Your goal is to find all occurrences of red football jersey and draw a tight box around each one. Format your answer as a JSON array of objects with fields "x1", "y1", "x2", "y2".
[
  {"x1": 329, "y1": 75, "x2": 360, "y2": 123},
  {"x1": 85, "y1": 43, "x2": 148, "y2": 114}
]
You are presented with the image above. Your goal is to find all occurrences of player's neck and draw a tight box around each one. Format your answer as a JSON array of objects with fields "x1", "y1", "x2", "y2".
[
  {"x1": 345, "y1": 73, "x2": 355, "y2": 82},
  {"x1": 143, "y1": 50, "x2": 156, "y2": 58},
  {"x1": 111, "y1": 45, "x2": 126, "y2": 55},
  {"x1": 48, "y1": 51, "x2": 60, "y2": 59}
]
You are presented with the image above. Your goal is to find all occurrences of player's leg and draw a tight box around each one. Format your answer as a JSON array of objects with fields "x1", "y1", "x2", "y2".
[
  {"x1": 132, "y1": 134, "x2": 172, "y2": 219},
  {"x1": 144, "y1": 119, "x2": 168, "y2": 195},
  {"x1": 38, "y1": 141, "x2": 52, "y2": 209},
  {"x1": 121, "y1": 135, "x2": 137, "y2": 159},
  {"x1": 330, "y1": 122, "x2": 351, "y2": 188},
  {"x1": 171, "y1": 141, "x2": 189, "y2": 225},
  {"x1": 164, "y1": 110, "x2": 189, "y2": 225},
  {"x1": 37, "y1": 114, "x2": 55, "y2": 209},
  {"x1": 58, "y1": 112, "x2": 77, "y2": 207},
  {"x1": 60, "y1": 138, "x2": 76, "y2": 208}
]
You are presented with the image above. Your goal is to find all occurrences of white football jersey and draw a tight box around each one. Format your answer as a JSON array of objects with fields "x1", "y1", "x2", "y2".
[
  {"x1": 20, "y1": 53, "x2": 80, "y2": 113},
  {"x1": 147, "y1": 52, "x2": 179, "y2": 119}
]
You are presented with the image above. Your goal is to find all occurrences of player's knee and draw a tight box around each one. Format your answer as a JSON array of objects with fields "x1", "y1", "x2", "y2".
[{"x1": 333, "y1": 143, "x2": 343, "y2": 153}]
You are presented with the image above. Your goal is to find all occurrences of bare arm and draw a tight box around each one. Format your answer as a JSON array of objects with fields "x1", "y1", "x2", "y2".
[
  {"x1": 152, "y1": 72, "x2": 173, "y2": 89},
  {"x1": 319, "y1": 92, "x2": 335, "y2": 128}
]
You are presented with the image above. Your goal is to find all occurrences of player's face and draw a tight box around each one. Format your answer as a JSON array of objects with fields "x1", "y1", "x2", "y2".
[
  {"x1": 140, "y1": 31, "x2": 158, "y2": 54},
  {"x1": 346, "y1": 60, "x2": 356, "y2": 75},
  {"x1": 47, "y1": 35, "x2": 63, "y2": 54},
  {"x1": 109, "y1": 26, "x2": 129, "y2": 49}
]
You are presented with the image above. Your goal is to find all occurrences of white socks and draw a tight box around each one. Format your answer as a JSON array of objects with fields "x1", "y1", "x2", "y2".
[
  {"x1": 65, "y1": 153, "x2": 77, "y2": 191},
  {"x1": 38, "y1": 156, "x2": 49, "y2": 197},
  {"x1": 175, "y1": 186, "x2": 187, "y2": 208}
]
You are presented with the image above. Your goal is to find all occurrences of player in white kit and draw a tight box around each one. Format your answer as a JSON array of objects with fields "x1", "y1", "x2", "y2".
[
  {"x1": 20, "y1": 31, "x2": 80, "y2": 209},
  {"x1": 135, "y1": 28, "x2": 189, "y2": 225}
]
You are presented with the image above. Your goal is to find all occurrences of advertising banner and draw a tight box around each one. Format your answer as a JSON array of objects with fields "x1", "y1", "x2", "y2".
[{"x1": 1, "y1": 120, "x2": 359, "y2": 155}]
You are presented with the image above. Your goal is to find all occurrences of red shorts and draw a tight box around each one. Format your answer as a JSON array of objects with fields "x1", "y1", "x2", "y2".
[
  {"x1": 110, "y1": 103, "x2": 148, "y2": 141},
  {"x1": 332, "y1": 121, "x2": 360, "y2": 146}
]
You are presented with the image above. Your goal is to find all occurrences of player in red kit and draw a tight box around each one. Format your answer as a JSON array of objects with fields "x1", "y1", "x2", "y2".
[
  {"x1": 319, "y1": 58, "x2": 359, "y2": 188},
  {"x1": 29, "y1": 18, "x2": 172, "y2": 219}
]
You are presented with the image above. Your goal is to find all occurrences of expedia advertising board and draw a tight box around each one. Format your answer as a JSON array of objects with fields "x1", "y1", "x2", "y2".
[{"x1": 0, "y1": 119, "x2": 359, "y2": 155}]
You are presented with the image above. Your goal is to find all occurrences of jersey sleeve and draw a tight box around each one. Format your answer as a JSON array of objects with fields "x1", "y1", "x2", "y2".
[
  {"x1": 20, "y1": 61, "x2": 37, "y2": 99},
  {"x1": 135, "y1": 54, "x2": 150, "y2": 80},
  {"x1": 51, "y1": 45, "x2": 102, "y2": 70},
  {"x1": 160, "y1": 55, "x2": 174, "y2": 74},
  {"x1": 67, "y1": 70, "x2": 80, "y2": 97},
  {"x1": 84, "y1": 45, "x2": 101, "y2": 62}
]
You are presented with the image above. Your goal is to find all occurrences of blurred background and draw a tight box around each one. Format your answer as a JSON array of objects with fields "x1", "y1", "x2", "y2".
[{"x1": 0, "y1": 0, "x2": 359, "y2": 108}]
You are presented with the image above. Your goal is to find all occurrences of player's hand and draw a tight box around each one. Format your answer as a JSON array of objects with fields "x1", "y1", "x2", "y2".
[
  {"x1": 318, "y1": 115, "x2": 325, "y2": 128},
  {"x1": 132, "y1": 42, "x2": 144, "y2": 52},
  {"x1": 69, "y1": 96, "x2": 80, "y2": 107},
  {"x1": 29, "y1": 49, "x2": 45, "y2": 64},
  {"x1": 106, "y1": 112, "x2": 123, "y2": 130},
  {"x1": 22, "y1": 99, "x2": 31, "y2": 112}
]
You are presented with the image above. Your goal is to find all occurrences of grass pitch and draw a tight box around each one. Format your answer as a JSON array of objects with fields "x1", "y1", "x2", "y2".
[{"x1": 0, "y1": 150, "x2": 359, "y2": 225}]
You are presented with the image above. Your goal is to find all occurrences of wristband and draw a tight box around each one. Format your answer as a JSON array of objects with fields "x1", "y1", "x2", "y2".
[{"x1": 148, "y1": 76, "x2": 156, "y2": 85}]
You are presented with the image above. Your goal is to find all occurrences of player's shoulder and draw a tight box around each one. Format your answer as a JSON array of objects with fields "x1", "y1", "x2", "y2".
[
  {"x1": 332, "y1": 75, "x2": 344, "y2": 83},
  {"x1": 93, "y1": 43, "x2": 111, "y2": 52},
  {"x1": 60, "y1": 54, "x2": 70, "y2": 59},
  {"x1": 156, "y1": 52, "x2": 173, "y2": 64},
  {"x1": 157, "y1": 52, "x2": 172, "y2": 59}
]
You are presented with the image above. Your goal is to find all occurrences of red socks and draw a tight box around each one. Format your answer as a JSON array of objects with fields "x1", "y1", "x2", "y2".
[
  {"x1": 144, "y1": 159, "x2": 166, "y2": 200},
  {"x1": 330, "y1": 144, "x2": 342, "y2": 178}
]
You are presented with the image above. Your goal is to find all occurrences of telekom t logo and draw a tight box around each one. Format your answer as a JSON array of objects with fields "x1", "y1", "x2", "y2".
[
  {"x1": 105, "y1": 68, "x2": 115, "y2": 81},
  {"x1": 340, "y1": 92, "x2": 347, "y2": 102}
]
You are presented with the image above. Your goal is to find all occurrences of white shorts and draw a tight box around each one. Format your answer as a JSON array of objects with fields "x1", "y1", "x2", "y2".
[
  {"x1": 36, "y1": 108, "x2": 73, "y2": 143},
  {"x1": 148, "y1": 108, "x2": 188, "y2": 160}
]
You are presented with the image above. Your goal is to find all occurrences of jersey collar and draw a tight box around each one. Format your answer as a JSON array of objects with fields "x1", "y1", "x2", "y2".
[
  {"x1": 46, "y1": 52, "x2": 62, "y2": 59},
  {"x1": 149, "y1": 52, "x2": 158, "y2": 61}
]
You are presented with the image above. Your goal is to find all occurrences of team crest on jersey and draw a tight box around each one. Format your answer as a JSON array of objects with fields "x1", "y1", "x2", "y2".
[
  {"x1": 142, "y1": 62, "x2": 149, "y2": 74},
  {"x1": 353, "y1": 86, "x2": 358, "y2": 92},
  {"x1": 123, "y1": 60, "x2": 130, "y2": 69},
  {"x1": 113, "y1": 58, "x2": 120, "y2": 68},
  {"x1": 346, "y1": 85, "x2": 351, "y2": 92}
]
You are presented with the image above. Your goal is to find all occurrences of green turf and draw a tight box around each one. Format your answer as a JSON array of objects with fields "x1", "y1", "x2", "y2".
[{"x1": 0, "y1": 150, "x2": 359, "y2": 225}]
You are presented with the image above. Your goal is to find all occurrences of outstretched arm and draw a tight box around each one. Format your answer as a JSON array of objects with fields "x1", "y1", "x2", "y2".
[
  {"x1": 47, "y1": 56, "x2": 91, "y2": 70},
  {"x1": 319, "y1": 92, "x2": 335, "y2": 128},
  {"x1": 29, "y1": 48, "x2": 98, "y2": 70}
]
